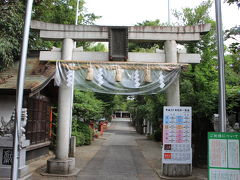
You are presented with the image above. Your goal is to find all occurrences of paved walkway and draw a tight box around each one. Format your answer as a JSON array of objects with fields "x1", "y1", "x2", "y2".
[
  {"x1": 77, "y1": 118, "x2": 159, "y2": 180},
  {"x1": 31, "y1": 118, "x2": 207, "y2": 180}
]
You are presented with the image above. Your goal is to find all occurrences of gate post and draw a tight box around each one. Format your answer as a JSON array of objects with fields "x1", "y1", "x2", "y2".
[
  {"x1": 163, "y1": 40, "x2": 192, "y2": 177},
  {"x1": 165, "y1": 40, "x2": 180, "y2": 106},
  {"x1": 47, "y1": 38, "x2": 78, "y2": 175}
]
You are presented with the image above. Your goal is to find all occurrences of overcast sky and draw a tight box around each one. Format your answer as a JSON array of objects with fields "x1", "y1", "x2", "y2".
[{"x1": 85, "y1": 0, "x2": 239, "y2": 30}]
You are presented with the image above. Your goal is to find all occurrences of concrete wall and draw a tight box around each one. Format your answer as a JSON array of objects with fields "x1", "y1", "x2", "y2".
[{"x1": 0, "y1": 95, "x2": 15, "y2": 126}]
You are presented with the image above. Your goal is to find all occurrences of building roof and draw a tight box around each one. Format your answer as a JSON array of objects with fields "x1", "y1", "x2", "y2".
[{"x1": 0, "y1": 58, "x2": 55, "y2": 96}]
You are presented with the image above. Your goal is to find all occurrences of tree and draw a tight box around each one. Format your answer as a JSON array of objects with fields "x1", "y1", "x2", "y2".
[
  {"x1": 224, "y1": 0, "x2": 240, "y2": 127},
  {"x1": 225, "y1": 0, "x2": 240, "y2": 7},
  {"x1": 32, "y1": 0, "x2": 100, "y2": 25},
  {"x1": 86, "y1": 43, "x2": 107, "y2": 52},
  {"x1": 173, "y1": 0, "x2": 219, "y2": 165},
  {"x1": 94, "y1": 93, "x2": 115, "y2": 121},
  {"x1": 0, "y1": 0, "x2": 100, "y2": 71},
  {"x1": 173, "y1": 0, "x2": 240, "y2": 164},
  {"x1": 0, "y1": 1, "x2": 25, "y2": 71},
  {"x1": 73, "y1": 90, "x2": 104, "y2": 123}
]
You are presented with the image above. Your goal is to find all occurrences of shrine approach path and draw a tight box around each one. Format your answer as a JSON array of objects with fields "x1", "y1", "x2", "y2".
[{"x1": 77, "y1": 118, "x2": 159, "y2": 180}]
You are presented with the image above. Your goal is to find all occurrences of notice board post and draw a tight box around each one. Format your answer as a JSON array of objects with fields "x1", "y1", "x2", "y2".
[{"x1": 162, "y1": 106, "x2": 192, "y2": 176}]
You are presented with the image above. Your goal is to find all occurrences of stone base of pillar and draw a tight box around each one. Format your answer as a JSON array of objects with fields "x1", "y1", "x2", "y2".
[
  {"x1": 46, "y1": 157, "x2": 78, "y2": 175},
  {"x1": 162, "y1": 164, "x2": 192, "y2": 177}
]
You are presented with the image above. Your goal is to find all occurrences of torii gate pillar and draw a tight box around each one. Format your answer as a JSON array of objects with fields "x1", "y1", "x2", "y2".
[
  {"x1": 47, "y1": 38, "x2": 79, "y2": 175},
  {"x1": 165, "y1": 40, "x2": 180, "y2": 106},
  {"x1": 163, "y1": 40, "x2": 191, "y2": 177}
]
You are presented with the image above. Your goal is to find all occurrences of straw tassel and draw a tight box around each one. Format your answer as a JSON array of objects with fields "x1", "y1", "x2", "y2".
[
  {"x1": 86, "y1": 66, "x2": 94, "y2": 81},
  {"x1": 115, "y1": 68, "x2": 124, "y2": 82},
  {"x1": 144, "y1": 69, "x2": 152, "y2": 83}
]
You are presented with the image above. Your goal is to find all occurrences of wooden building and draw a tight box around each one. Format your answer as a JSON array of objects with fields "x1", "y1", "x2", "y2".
[{"x1": 0, "y1": 55, "x2": 57, "y2": 160}]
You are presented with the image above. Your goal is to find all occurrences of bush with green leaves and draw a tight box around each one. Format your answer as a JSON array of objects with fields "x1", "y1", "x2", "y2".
[
  {"x1": 72, "y1": 117, "x2": 93, "y2": 145},
  {"x1": 72, "y1": 131, "x2": 85, "y2": 146},
  {"x1": 73, "y1": 90, "x2": 104, "y2": 123}
]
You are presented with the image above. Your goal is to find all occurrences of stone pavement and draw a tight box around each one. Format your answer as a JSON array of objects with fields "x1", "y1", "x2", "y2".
[{"x1": 30, "y1": 118, "x2": 208, "y2": 180}]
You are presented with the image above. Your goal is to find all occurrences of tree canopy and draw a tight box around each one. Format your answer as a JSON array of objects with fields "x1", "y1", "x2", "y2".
[
  {"x1": 0, "y1": 0, "x2": 100, "y2": 71},
  {"x1": 127, "y1": 0, "x2": 240, "y2": 166},
  {"x1": 225, "y1": 0, "x2": 240, "y2": 7}
]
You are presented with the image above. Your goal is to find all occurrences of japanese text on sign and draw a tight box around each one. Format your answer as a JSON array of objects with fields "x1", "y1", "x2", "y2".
[
  {"x1": 208, "y1": 132, "x2": 240, "y2": 180},
  {"x1": 162, "y1": 106, "x2": 192, "y2": 164}
]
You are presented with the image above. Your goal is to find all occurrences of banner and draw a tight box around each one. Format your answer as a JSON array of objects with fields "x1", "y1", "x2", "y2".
[{"x1": 54, "y1": 62, "x2": 182, "y2": 95}]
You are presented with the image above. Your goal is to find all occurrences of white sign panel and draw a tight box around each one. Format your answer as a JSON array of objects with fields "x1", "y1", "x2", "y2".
[
  {"x1": 209, "y1": 139, "x2": 228, "y2": 168},
  {"x1": 162, "y1": 106, "x2": 192, "y2": 164},
  {"x1": 228, "y1": 140, "x2": 239, "y2": 168},
  {"x1": 208, "y1": 132, "x2": 240, "y2": 180},
  {"x1": 210, "y1": 169, "x2": 240, "y2": 180}
]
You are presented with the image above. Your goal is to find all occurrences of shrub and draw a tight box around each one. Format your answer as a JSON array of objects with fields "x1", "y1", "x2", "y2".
[
  {"x1": 72, "y1": 131, "x2": 85, "y2": 146},
  {"x1": 72, "y1": 117, "x2": 93, "y2": 145},
  {"x1": 76, "y1": 121, "x2": 92, "y2": 145}
]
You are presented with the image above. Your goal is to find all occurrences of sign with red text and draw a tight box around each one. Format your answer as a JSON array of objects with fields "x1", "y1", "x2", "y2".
[{"x1": 162, "y1": 106, "x2": 192, "y2": 164}]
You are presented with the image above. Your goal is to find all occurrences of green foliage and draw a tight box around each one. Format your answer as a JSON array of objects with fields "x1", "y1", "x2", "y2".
[
  {"x1": 136, "y1": 19, "x2": 161, "y2": 26},
  {"x1": 0, "y1": 1, "x2": 24, "y2": 71},
  {"x1": 72, "y1": 117, "x2": 92, "y2": 145},
  {"x1": 31, "y1": 0, "x2": 100, "y2": 50},
  {"x1": 73, "y1": 90, "x2": 104, "y2": 123},
  {"x1": 32, "y1": 0, "x2": 100, "y2": 25},
  {"x1": 112, "y1": 95, "x2": 128, "y2": 111},
  {"x1": 80, "y1": 122, "x2": 92, "y2": 145},
  {"x1": 72, "y1": 130, "x2": 85, "y2": 146},
  {"x1": 173, "y1": 0, "x2": 218, "y2": 121},
  {"x1": 225, "y1": 26, "x2": 240, "y2": 74},
  {"x1": 173, "y1": 0, "x2": 212, "y2": 25},
  {"x1": 128, "y1": 94, "x2": 166, "y2": 135},
  {"x1": 172, "y1": 0, "x2": 240, "y2": 165},
  {"x1": 225, "y1": 0, "x2": 240, "y2": 7},
  {"x1": 0, "y1": 0, "x2": 100, "y2": 71},
  {"x1": 94, "y1": 93, "x2": 115, "y2": 121},
  {"x1": 86, "y1": 43, "x2": 107, "y2": 52}
]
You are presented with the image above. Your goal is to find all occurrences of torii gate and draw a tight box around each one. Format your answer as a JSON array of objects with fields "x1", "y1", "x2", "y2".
[{"x1": 31, "y1": 20, "x2": 210, "y2": 177}]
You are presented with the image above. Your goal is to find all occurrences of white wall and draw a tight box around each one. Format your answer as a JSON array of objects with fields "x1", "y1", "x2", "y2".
[{"x1": 0, "y1": 95, "x2": 15, "y2": 126}]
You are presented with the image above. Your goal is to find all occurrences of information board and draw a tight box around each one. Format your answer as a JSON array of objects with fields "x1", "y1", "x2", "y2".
[
  {"x1": 208, "y1": 132, "x2": 240, "y2": 180},
  {"x1": 162, "y1": 106, "x2": 192, "y2": 164}
]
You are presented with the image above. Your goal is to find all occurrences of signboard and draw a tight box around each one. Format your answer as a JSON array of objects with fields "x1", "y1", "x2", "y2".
[
  {"x1": 162, "y1": 106, "x2": 192, "y2": 164},
  {"x1": 2, "y1": 149, "x2": 13, "y2": 165},
  {"x1": 208, "y1": 132, "x2": 240, "y2": 180},
  {"x1": 109, "y1": 27, "x2": 128, "y2": 61}
]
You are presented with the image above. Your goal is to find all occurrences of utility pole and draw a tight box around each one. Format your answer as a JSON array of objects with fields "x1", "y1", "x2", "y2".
[
  {"x1": 11, "y1": 0, "x2": 33, "y2": 179},
  {"x1": 215, "y1": 0, "x2": 227, "y2": 132},
  {"x1": 69, "y1": 0, "x2": 80, "y2": 139},
  {"x1": 168, "y1": 0, "x2": 171, "y2": 24},
  {"x1": 75, "y1": 0, "x2": 80, "y2": 25}
]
